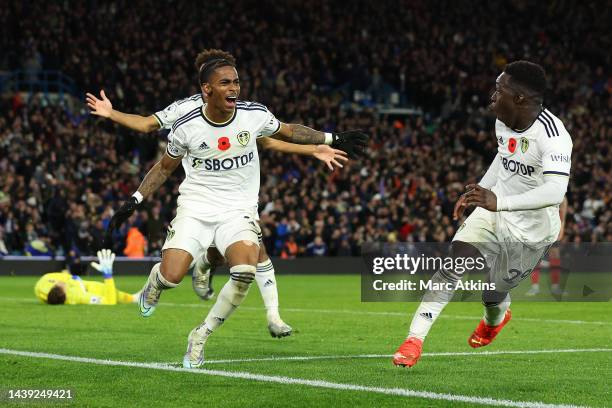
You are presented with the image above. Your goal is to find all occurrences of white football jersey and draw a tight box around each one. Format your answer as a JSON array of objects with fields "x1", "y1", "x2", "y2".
[
  {"x1": 492, "y1": 108, "x2": 572, "y2": 243},
  {"x1": 166, "y1": 101, "x2": 280, "y2": 220},
  {"x1": 153, "y1": 94, "x2": 203, "y2": 130},
  {"x1": 154, "y1": 95, "x2": 205, "y2": 181}
]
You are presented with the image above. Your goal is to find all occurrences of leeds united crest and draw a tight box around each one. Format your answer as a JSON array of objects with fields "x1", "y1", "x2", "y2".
[{"x1": 237, "y1": 131, "x2": 250, "y2": 146}]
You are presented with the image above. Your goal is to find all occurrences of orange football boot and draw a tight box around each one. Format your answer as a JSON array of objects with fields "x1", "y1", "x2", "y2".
[
  {"x1": 392, "y1": 337, "x2": 423, "y2": 367},
  {"x1": 468, "y1": 309, "x2": 512, "y2": 348}
]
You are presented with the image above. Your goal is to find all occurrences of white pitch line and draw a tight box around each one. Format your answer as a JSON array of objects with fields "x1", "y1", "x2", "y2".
[
  {"x1": 0, "y1": 296, "x2": 610, "y2": 325},
  {"x1": 274, "y1": 307, "x2": 612, "y2": 326},
  {"x1": 159, "y1": 348, "x2": 612, "y2": 365},
  {"x1": 160, "y1": 303, "x2": 611, "y2": 326},
  {"x1": 0, "y1": 348, "x2": 591, "y2": 408},
  {"x1": 0, "y1": 296, "x2": 38, "y2": 303}
]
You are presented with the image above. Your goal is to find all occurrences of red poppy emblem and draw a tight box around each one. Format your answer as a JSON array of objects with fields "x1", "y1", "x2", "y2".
[
  {"x1": 218, "y1": 137, "x2": 231, "y2": 151},
  {"x1": 508, "y1": 137, "x2": 517, "y2": 153}
]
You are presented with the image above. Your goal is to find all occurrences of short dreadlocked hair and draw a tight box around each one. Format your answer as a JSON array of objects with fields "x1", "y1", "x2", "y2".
[
  {"x1": 504, "y1": 60, "x2": 547, "y2": 101},
  {"x1": 194, "y1": 49, "x2": 237, "y2": 84}
]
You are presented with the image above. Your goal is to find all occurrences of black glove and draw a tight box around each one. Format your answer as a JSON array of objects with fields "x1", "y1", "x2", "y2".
[
  {"x1": 331, "y1": 130, "x2": 369, "y2": 159},
  {"x1": 107, "y1": 196, "x2": 139, "y2": 233}
]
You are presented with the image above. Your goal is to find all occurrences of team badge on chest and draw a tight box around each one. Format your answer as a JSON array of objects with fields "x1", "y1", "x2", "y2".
[
  {"x1": 520, "y1": 137, "x2": 529, "y2": 153},
  {"x1": 237, "y1": 131, "x2": 251, "y2": 146}
]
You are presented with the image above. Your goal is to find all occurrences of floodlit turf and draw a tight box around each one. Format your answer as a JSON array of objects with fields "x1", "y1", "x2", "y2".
[{"x1": 0, "y1": 274, "x2": 610, "y2": 407}]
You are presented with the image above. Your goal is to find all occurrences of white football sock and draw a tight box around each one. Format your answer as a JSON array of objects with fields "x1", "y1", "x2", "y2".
[
  {"x1": 407, "y1": 270, "x2": 458, "y2": 340},
  {"x1": 150, "y1": 262, "x2": 178, "y2": 290},
  {"x1": 484, "y1": 295, "x2": 511, "y2": 326},
  {"x1": 408, "y1": 301, "x2": 449, "y2": 340},
  {"x1": 202, "y1": 265, "x2": 255, "y2": 333},
  {"x1": 255, "y1": 259, "x2": 281, "y2": 324}
]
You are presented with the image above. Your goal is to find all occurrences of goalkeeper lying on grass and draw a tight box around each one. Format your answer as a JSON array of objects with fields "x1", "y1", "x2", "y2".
[{"x1": 34, "y1": 250, "x2": 138, "y2": 305}]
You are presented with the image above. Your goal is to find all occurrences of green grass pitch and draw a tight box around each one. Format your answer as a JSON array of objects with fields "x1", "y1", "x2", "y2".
[{"x1": 0, "y1": 274, "x2": 610, "y2": 407}]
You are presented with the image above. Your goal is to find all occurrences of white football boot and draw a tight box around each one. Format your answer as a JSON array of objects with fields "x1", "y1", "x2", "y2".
[
  {"x1": 138, "y1": 280, "x2": 162, "y2": 317},
  {"x1": 268, "y1": 321, "x2": 293, "y2": 338},
  {"x1": 183, "y1": 324, "x2": 210, "y2": 368}
]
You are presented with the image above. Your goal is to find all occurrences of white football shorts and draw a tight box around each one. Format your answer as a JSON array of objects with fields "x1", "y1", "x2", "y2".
[
  {"x1": 453, "y1": 207, "x2": 551, "y2": 292},
  {"x1": 208, "y1": 206, "x2": 260, "y2": 249},
  {"x1": 162, "y1": 207, "x2": 262, "y2": 263}
]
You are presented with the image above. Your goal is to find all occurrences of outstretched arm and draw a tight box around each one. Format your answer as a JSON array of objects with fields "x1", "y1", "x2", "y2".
[
  {"x1": 258, "y1": 138, "x2": 348, "y2": 171},
  {"x1": 273, "y1": 123, "x2": 326, "y2": 144},
  {"x1": 107, "y1": 153, "x2": 182, "y2": 233},
  {"x1": 86, "y1": 90, "x2": 160, "y2": 133},
  {"x1": 137, "y1": 153, "x2": 183, "y2": 199}
]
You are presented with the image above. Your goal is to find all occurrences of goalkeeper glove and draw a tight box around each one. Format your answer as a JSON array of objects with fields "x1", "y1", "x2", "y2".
[
  {"x1": 331, "y1": 130, "x2": 369, "y2": 159},
  {"x1": 90, "y1": 249, "x2": 116, "y2": 279}
]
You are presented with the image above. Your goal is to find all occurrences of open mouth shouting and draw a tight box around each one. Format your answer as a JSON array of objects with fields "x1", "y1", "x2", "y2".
[{"x1": 225, "y1": 95, "x2": 237, "y2": 108}]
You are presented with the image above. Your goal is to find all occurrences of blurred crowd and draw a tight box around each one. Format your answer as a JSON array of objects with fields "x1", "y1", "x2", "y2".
[{"x1": 0, "y1": 0, "x2": 609, "y2": 257}]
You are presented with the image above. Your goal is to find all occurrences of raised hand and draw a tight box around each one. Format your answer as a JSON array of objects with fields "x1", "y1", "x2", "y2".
[
  {"x1": 86, "y1": 90, "x2": 113, "y2": 118},
  {"x1": 313, "y1": 145, "x2": 349, "y2": 171},
  {"x1": 90, "y1": 249, "x2": 116, "y2": 278},
  {"x1": 331, "y1": 130, "x2": 369, "y2": 159}
]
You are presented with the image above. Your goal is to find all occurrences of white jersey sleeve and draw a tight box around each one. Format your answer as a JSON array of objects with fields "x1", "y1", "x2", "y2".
[
  {"x1": 478, "y1": 153, "x2": 501, "y2": 189},
  {"x1": 540, "y1": 132, "x2": 572, "y2": 177},
  {"x1": 497, "y1": 174, "x2": 568, "y2": 211},
  {"x1": 166, "y1": 127, "x2": 189, "y2": 158},
  {"x1": 259, "y1": 109, "x2": 281, "y2": 138},
  {"x1": 235, "y1": 100, "x2": 280, "y2": 138},
  {"x1": 153, "y1": 101, "x2": 181, "y2": 130},
  {"x1": 153, "y1": 95, "x2": 204, "y2": 130}
]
